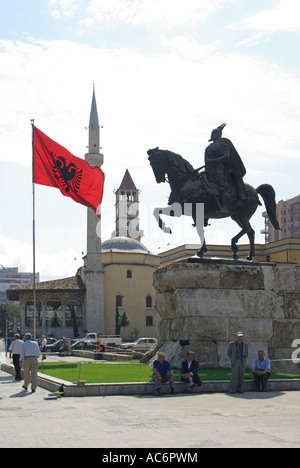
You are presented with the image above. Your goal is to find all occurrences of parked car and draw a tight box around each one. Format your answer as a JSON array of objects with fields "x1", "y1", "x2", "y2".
[
  {"x1": 45, "y1": 340, "x2": 63, "y2": 353},
  {"x1": 81, "y1": 333, "x2": 122, "y2": 347},
  {"x1": 71, "y1": 341, "x2": 97, "y2": 351},
  {"x1": 120, "y1": 338, "x2": 158, "y2": 352},
  {"x1": 37, "y1": 337, "x2": 56, "y2": 347},
  {"x1": 45, "y1": 339, "x2": 78, "y2": 353}
]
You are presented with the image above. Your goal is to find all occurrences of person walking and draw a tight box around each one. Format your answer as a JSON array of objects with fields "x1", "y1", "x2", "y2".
[
  {"x1": 227, "y1": 332, "x2": 248, "y2": 394},
  {"x1": 40, "y1": 335, "x2": 47, "y2": 353},
  {"x1": 19, "y1": 333, "x2": 40, "y2": 393},
  {"x1": 9, "y1": 334, "x2": 23, "y2": 382}
]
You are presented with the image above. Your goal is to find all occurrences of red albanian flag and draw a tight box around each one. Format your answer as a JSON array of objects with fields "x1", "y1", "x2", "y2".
[{"x1": 33, "y1": 126, "x2": 104, "y2": 216}]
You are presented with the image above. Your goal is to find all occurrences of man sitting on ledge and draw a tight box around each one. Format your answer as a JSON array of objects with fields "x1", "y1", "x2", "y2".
[
  {"x1": 252, "y1": 350, "x2": 271, "y2": 392},
  {"x1": 152, "y1": 352, "x2": 175, "y2": 396},
  {"x1": 181, "y1": 351, "x2": 202, "y2": 393}
]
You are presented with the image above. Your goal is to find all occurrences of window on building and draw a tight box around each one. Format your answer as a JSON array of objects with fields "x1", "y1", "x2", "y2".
[
  {"x1": 146, "y1": 295, "x2": 153, "y2": 308},
  {"x1": 25, "y1": 298, "x2": 42, "y2": 327},
  {"x1": 126, "y1": 270, "x2": 132, "y2": 279},
  {"x1": 116, "y1": 295, "x2": 123, "y2": 307},
  {"x1": 145, "y1": 315, "x2": 154, "y2": 327}
]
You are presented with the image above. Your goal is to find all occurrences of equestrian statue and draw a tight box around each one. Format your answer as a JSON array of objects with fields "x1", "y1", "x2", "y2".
[{"x1": 148, "y1": 123, "x2": 280, "y2": 261}]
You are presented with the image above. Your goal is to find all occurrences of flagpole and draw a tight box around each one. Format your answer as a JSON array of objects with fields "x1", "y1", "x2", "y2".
[{"x1": 31, "y1": 120, "x2": 36, "y2": 340}]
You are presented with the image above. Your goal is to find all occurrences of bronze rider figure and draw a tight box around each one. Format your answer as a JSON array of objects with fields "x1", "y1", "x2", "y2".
[{"x1": 204, "y1": 123, "x2": 247, "y2": 215}]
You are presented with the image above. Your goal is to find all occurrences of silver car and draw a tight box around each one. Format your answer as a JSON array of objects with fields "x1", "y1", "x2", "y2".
[{"x1": 120, "y1": 338, "x2": 158, "y2": 352}]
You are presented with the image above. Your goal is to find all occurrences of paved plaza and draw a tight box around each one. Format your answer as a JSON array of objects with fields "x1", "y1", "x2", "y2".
[{"x1": 1, "y1": 350, "x2": 300, "y2": 448}]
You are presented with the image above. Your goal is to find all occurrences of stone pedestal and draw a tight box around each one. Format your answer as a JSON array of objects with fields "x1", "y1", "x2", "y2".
[{"x1": 153, "y1": 259, "x2": 300, "y2": 373}]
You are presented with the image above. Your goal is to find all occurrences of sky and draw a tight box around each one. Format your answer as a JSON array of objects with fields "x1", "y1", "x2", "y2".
[{"x1": 0, "y1": 0, "x2": 300, "y2": 281}]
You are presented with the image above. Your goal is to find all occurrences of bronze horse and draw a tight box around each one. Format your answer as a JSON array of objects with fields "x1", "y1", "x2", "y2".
[{"x1": 148, "y1": 147, "x2": 280, "y2": 260}]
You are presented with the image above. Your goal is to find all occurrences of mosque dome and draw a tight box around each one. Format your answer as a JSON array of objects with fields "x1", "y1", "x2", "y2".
[{"x1": 101, "y1": 236, "x2": 149, "y2": 254}]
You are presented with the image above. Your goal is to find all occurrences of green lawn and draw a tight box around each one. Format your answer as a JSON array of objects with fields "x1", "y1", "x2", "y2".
[
  {"x1": 39, "y1": 362, "x2": 153, "y2": 383},
  {"x1": 38, "y1": 362, "x2": 300, "y2": 384}
]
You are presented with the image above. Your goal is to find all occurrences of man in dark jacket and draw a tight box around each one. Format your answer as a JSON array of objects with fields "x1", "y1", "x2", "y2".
[
  {"x1": 181, "y1": 351, "x2": 202, "y2": 393},
  {"x1": 204, "y1": 123, "x2": 247, "y2": 215},
  {"x1": 227, "y1": 332, "x2": 249, "y2": 394}
]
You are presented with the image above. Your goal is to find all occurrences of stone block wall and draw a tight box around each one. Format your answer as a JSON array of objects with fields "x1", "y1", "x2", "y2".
[{"x1": 153, "y1": 261, "x2": 300, "y2": 373}]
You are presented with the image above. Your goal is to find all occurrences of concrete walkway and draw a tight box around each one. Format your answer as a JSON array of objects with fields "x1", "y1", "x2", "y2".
[{"x1": 1, "y1": 366, "x2": 300, "y2": 448}]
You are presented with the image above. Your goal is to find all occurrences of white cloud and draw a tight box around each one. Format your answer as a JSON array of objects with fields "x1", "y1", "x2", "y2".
[
  {"x1": 243, "y1": 0, "x2": 300, "y2": 32},
  {"x1": 236, "y1": 33, "x2": 266, "y2": 48},
  {"x1": 1, "y1": 38, "x2": 300, "y2": 169},
  {"x1": 0, "y1": 231, "x2": 83, "y2": 281},
  {"x1": 48, "y1": 0, "x2": 80, "y2": 20},
  {"x1": 0, "y1": 231, "x2": 79, "y2": 280},
  {"x1": 161, "y1": 36, "x2": 218, "y2": 61},
  {"x1": 81, "y1": 0, "x2": 226, "y2": 27}
]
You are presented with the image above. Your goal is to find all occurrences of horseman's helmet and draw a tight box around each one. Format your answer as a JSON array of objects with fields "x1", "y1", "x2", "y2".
[{"x1": 208, "y1": 122, "x2": 226, "y2": 142}]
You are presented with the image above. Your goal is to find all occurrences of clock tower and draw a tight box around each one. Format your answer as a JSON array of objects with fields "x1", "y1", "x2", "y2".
[{"x1": 114, "y1": 169, "x2": 143, "y2": 243}]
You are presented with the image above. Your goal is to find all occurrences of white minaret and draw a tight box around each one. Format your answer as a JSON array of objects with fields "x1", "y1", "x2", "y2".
[{"x1": 84, "y1": 86, "x2": 105, "y2": 333}]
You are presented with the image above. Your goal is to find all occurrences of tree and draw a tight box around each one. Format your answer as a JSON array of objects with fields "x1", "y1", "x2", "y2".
[
  {"x1": 115, "y1": 307, "x2": 130, "y2": 335},
  {"x1": 0, "y1": 300, "x2": 20, "y2": 337},
  {"x1": 50, "y1": 310, "x2": 62, "y2": 332},
  {"x1": 115, "y1": 306, "x2": 121, "y2": 335},
  {"x1": 68, "y1": 305, "x2": 79, "y2": 338},
  {"x1": 120, "y1": 310, "x2": 130, "y2": 330}
]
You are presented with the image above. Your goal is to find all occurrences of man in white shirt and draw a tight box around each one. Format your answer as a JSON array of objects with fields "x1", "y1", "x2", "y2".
[
  {"x1": 40, "y1": 335, "x2": 47, "y2": 353},
  {"x1": 20, "y1": 333, "x2": 40, "y2": 392},
  {"x1": 9, "y1": 334, "x2": 23, "y2": 382}
]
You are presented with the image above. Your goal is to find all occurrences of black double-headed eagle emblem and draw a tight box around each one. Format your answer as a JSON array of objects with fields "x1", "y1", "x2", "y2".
[{"x1": 52, "y1": 153, "x2": 83, "y2": 193}]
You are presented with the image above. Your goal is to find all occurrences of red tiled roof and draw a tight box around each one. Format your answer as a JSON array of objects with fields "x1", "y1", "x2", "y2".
[{"x1": 6, "y1": 275, "x2": 85, "y2": 301}]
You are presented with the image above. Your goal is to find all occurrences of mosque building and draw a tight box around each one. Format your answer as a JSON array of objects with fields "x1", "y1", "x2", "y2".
[{"x1": 7, "y1": 89, "x2": 160, "y2": 340}]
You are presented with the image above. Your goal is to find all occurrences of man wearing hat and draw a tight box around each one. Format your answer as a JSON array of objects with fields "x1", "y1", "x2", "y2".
[
  {"x1": 227, "y1": 332, "x2": 249, "y2": 394},
  {"x1": 152, "y1": 352, "x2": 175, "y2": 396},
  {"x1": 204, "y1": 123, "x2": 247, "y2": 215}
]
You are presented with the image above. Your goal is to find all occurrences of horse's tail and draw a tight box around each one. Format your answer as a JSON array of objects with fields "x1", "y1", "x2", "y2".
[{"x1": 256, "y1": 184, "x2": 281, "y2": 230}]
